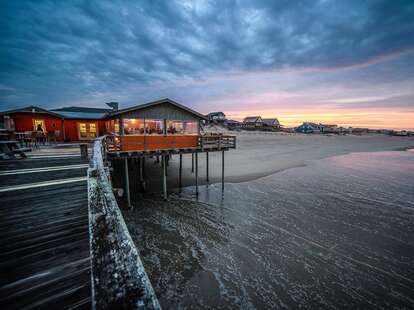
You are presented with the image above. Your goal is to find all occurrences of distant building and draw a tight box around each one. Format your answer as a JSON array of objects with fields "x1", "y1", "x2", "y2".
[
  {"x1": 350, "y1": 127, "x2": 369, "y2": 134},
  {"x1": 225, "y1": 119, "x2": 241, "y2": 130},
  {"x1": 243, "y1": 116, "x2": 262, "y2": 128},
  {"x1": 319, "y1": 124, "x2": 338, "y2": 133},
  {"x1": 262, "y1": 118, "x2": 281, "y2": 130},
  {"x1": 207, "y1": 112, "x2": 226, "y2": 123},
  {"x1": 295, "y1": 122, "x2": 320, "y2": 133}
]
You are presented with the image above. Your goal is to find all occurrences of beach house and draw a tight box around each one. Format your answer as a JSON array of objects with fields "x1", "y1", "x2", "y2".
[
  {"x1": 262, "y1": 118, "x2": 281, "y2": 130},
  {"x1": 207, "y1": 111, "x2": 226, "y2": 123},
  {"x1": 242, "y1": 116, "x2": 262, "y2": 128}
]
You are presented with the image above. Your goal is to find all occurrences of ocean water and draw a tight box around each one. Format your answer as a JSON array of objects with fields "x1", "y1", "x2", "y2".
[{"x1": 123, "y1": 150, "x2": 414, "y2": 309}]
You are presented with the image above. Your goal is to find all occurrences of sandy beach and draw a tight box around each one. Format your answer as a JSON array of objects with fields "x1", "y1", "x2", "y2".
[{"x1": 135, "y1": 132, "x2": 414, "y2": 191}]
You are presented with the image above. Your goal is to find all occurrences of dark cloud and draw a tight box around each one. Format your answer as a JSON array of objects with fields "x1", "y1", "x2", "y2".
[{"x1": 0, "y1": 0, "x2": 414, "y2": 108}]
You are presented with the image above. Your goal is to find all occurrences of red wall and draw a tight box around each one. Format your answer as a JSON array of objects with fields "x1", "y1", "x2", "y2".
[
  {"x1": 10, "y1": 113, "x2": 106, "y2": 142},
  {"x1": 63, "y1": 119, "x2": 106, "y2": 141},
  {"x1": 12, "y1": 113, "x2": 64, "y2": 140}
]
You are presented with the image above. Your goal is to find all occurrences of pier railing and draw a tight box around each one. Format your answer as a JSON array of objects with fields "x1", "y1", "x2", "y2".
[
  {"x1": 88, "y1": 136, "x2": 160, "y2": 310},
  {"x1": 199, "y1": 134, "x2": 236, "y2": 150},
  {"x1": 105, "y1": 133, "x2": 236, "y2": 153}
]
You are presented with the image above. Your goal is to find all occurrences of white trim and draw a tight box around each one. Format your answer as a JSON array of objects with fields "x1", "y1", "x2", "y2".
[
  {"x1": 0, "y1": 177, "x2": 87, "y2": 192},
  {"x1": 0, "y1": 164, "x2": 89, "y2": 176}
]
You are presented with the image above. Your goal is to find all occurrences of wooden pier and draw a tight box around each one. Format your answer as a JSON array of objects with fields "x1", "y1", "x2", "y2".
[
  {"x1": 105, "y1": 133, "x2": 236, "y2": 202},
  {"x1": 0, "y1": 156, "x2": 91, "y2": 309}
]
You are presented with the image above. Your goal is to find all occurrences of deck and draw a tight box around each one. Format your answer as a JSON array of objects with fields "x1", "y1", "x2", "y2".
[{"x1": 0, "y1": 152, "x2": 91, "y2": 309}]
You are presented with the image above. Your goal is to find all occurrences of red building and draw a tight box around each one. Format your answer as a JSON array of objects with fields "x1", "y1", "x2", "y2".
[
  {"x1": 0, "y1": 105, "x2": 113, "y2": 142},
  {"x1": 0, "y1": 99, "x2": 208, "y2": 144}
]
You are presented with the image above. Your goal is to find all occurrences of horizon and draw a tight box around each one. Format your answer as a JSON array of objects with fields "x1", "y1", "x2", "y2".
[{"x1": 1, "y1": 1, "x2": 414, "y2": 130}]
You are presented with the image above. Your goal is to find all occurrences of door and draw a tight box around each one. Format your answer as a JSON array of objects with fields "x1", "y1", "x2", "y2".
[
  {"x1": 78, "y1": 122, "x2": 98, "y2": 140},
  {"x1": 33, "y1": 119, "x2": 45, "y2": 132}
]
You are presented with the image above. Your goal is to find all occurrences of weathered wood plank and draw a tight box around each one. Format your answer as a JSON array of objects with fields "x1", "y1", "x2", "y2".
[{"x1": 0, "y1": 157, "x2": 91, "y2": 309}]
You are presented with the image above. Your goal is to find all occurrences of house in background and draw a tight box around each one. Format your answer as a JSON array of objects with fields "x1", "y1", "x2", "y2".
[
  {"x1": 207, "y1": 111, "x2": 226, "y2": 123},
  {"x1": 242, "y1": 116, "x2": 262, "y2": 128},
  {"x1": 262, "y1": 118, "x2": 281, "y2": 130},
  {"x1": 225, "y1": 119, "x2": 241, "y2": 130},
  {"x1": 295, "y1": 122, "x2": 320, "y2": 133}
]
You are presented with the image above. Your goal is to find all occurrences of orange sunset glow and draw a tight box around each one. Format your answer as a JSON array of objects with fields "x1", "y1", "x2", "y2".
[{"x1": 226, "y1": 109, "x2": 414, "y2": 130}]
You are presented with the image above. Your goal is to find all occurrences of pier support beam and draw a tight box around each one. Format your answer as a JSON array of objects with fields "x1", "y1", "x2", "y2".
[
  {"x1": 195, "y1": 152, "x2": 199, "y2": 196},
  {"x1": 124, "y1": 158, "x2": 131, "y2": 209},
  {"x1": 162, "y1": 155, "x2": 167, "y2": 200},
  {"x1": 191, "y1": 153, "x2": 194, "y2": 173},
  {"x1": 179, "y1": 153, "x2": 182, "y2": 189},
  {"x1": 221, "y1": 150, "x2": 225, "y2": 191},
  {"x1": 206, "y1": 151, "x2": 209, "y2": 184},
  {"x1": 139, "y1": 157, "x2": 146, "y2": 191}
]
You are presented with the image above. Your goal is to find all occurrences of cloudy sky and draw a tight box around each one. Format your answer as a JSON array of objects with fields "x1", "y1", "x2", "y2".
[{"x1": 1, "y1": 0, "x2": 414, "y2": 129}]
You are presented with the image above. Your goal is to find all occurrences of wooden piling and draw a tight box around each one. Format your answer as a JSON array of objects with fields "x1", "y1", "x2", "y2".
[
  {"x1": 139, "y1": 157, "x2": 145, "y2": 191},
  {"x1": 206, "y1": 151, "x2": 209, "y2": 184},
  {"x1": 195, "y1": 152, "x2": 199, "y2": 195},
  {"x1": 221, "y1": 150, "x2": 225, "y2": 190},
  {"x1": 124, "y1": 157, "x2": 131, "y2": 208},
  {"x1": 191, "y1": 153, "x2": 194, "y2": 173},
  {"x1": 179, "y1": 153, "x2": 183, "y2": 189},
  {"x1": 162, "y1": 155, "x2": 167, "y2": 200}
]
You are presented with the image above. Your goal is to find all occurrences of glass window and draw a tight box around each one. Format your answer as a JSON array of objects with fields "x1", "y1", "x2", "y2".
[
  {"x1": 79, "y1": 123, "x2": 87, "y2": 138},
  {"x1": 167, "y1": 120, "x2": 198, "y2": 135},
  {"x1": 123, "y1": 119, "x2": 164, "y2": 135},
  {"x1": 89, "y1": 123, "x2": 97, "y2": 138}
]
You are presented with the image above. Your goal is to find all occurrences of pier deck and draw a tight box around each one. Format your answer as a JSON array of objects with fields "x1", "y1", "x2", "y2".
[{"x1": 0, "y1": 155, "x2": 91, "y2": 309}]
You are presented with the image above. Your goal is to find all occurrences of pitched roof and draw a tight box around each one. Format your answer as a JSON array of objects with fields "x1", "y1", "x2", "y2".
[
  {"x1": 52, "y1": 106, "x2": 112, "y2": 113},
  {"x1": 243, "y1": 116, "x2": 262, "y2": 123},
  {"x1": 0, "y1": 105, "x2": 63, "y2": 118},
  {"x1": 51, "y1": 106, "x2": 111, "y2": 119},
  {"x1": 262, "y1": 118, "x2": 280, "y2": 126},
  {"x1": 52, "y1": 111, "x2": 107, "y2": 120},
  {"x1": 109, "y1": 98, "x2": 207, "y2": 120}
]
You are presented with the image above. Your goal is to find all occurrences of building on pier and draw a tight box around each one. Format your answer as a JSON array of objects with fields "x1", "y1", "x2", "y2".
[{"x1": 100, "y1": 99, "x2": 236, "y2": 205}]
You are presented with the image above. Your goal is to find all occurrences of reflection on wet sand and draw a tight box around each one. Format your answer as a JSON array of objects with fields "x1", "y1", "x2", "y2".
[{"x1": 123, "y1": 150, "x2": 414, "y2": 309}]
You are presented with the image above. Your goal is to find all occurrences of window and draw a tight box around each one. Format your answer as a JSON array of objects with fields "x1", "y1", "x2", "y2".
[
  {"x1": 78, "y1": 122, "x2": 98, "y2": 139},
  {"x1": 79, "y1": 123, "x2": 87, "y2": 138},
  {"x1": 123, "y1": 119, "x2": 164, "y2": 135},
  {"x1": 89, "y1": 123, "x2": 97, "y2": 138},
  {"x1": 33, "y1": 119, "x2": 45, "y2": 132},
  {"x1": 166, "y1": 120, "x2": 198, "y2": 135}
]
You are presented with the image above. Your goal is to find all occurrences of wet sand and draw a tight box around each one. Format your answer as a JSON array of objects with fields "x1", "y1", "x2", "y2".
[{"x1": 123, "y1": 150, "x2": 414, "y2": 308}]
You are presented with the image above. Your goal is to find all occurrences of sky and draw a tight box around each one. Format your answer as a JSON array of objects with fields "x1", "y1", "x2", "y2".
[{"x1": 1, "y1": 0, "x2": 414, "y2": 129}]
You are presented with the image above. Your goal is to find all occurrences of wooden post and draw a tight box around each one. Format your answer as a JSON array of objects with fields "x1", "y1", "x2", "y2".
[
  {"x1": 179, "y1": 153, "x2": 182, "y2": 189},
  {"x1": 191, "y1": 153, "x2": 194, "y2": 173},
  {"x1": 80, "y1": 144, "x2": 88, "y2": 159},
  {"x1": 124, "y1": 157, "x2": 131, "y2": 208},
  {"x1": 139, "y1": 157, "x2": 145, "y2": 191},
  {"x1": 162, "y1": 155, "x2": 167, "y2": 200},
  {"x1": 206, "y1": 151, "x2": 209, "y2": 184},
  {"x1": 221, "y1": 150, "x2": 225, "y2": 190},
  {"x1": 195, "y1": 152, "x2": 198, "y2": 196}
]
